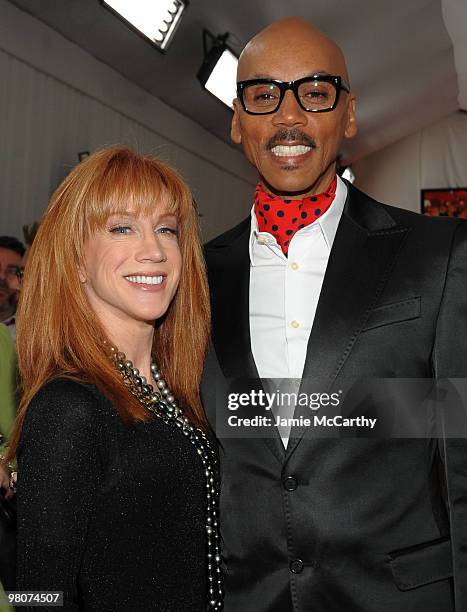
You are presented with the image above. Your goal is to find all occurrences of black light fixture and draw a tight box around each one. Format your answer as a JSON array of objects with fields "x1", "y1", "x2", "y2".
[
  {"x1": 101, "y1": 0, "x2": 187, "y2": 52},
  {"x1": 197, "y1": 30, "x2": 238, "y2": 108}
]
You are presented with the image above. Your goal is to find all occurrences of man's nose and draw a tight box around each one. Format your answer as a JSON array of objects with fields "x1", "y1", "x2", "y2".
[{"x1": 272, "y1": 90, "x2": 307, "y2": 126}]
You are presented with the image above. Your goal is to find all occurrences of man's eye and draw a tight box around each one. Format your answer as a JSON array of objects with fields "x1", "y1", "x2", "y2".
[
  {"x1": 302, "y1": 89, "x2": 329, "y2": 100},
  {"x1": 109, "y1": 226, "x2": 132, "y2": 234},
  {"x1": 254, "y1": 91, "x2": 278, "y2": 101}
]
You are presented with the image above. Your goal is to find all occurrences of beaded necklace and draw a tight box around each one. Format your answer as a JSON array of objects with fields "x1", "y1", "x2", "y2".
[{"x1": 109, "y1": 345, "x2": 223, "y2": 610}]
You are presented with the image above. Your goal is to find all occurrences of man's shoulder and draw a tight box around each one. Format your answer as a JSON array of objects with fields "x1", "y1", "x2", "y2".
[
  {"x1": 349, "y1": 183, "x2": 467, "y2": 236},
  {"x1": 0, "y1": 323, "x2": 14, "y2": 353},
  {"x1": 382, "y1": 200, "x2": 463, "y2": 229}
]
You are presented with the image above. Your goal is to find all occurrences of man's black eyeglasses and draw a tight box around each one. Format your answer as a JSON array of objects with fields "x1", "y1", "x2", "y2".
[{"x1": 236, "y1": 75, "x2": 350, "y2": 115}]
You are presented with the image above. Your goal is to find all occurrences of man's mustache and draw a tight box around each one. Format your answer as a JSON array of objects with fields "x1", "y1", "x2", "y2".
[{"x1": 266, "y1": 129, "x2": 316, "y2": 150}]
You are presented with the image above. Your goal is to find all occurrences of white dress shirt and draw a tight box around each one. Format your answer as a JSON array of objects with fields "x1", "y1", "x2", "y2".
[{"x1": 249, "y1": 176, "x2": 347, "y2": 446}]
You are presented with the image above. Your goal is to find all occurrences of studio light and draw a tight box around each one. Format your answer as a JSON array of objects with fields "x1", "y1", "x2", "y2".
[
  {"x1": 102, "y1": 0, "x2": 187, "y2": 51},
  {"x1": 197, "y1": 31, "x2": 238, "y2": 109}
]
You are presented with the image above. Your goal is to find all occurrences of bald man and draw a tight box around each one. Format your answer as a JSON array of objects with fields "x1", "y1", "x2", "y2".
[{"x1": 202, "y1": 18, "x2": 467, "y2": 612}]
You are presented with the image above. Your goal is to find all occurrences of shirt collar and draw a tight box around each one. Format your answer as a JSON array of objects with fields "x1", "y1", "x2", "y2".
[
  {"x1": 249, "y1": 175, "x2": 348, "y2": 266},
  {"x1": 1, "y1": 315, "x2": 15, "y2": 327}
]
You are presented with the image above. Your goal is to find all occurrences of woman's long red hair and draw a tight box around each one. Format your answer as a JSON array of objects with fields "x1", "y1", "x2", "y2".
[{"x1": 7, "y1": 146, "x2": 210, "y2": 460}]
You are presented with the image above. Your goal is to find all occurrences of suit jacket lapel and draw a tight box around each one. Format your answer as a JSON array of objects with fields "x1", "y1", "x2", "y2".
[
  {"x1": 205, "y1": 218, "x2": 257, "y2": 380},
  {"x1": 286, "y1": 185, "x2": 410, "y2": 457},
  {"x1": 205, "y1": 218, "x2": 285, "y2": 462}
]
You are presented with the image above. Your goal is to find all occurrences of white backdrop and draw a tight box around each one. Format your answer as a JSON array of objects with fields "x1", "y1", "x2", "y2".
[{"x1": 353, "y1": 111, "x2": 467, "y2": 213}]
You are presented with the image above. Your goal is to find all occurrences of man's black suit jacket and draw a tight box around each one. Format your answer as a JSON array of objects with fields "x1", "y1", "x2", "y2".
[{"x1": 202, "y1": 182, "x2": 467, "y2": 612}]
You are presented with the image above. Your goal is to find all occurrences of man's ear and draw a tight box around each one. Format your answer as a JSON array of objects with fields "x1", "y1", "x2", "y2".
[
  {"x1": 231, "y1": 99, "x2": 242, "y2": 145},
  {"x1": 344, "y1": 94, "x2": 357, "y2": 139}
]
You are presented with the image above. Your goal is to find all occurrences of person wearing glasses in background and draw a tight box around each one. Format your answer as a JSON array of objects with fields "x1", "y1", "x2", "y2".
[
  {"x1": 202, "y1": 17, "x2": 467, "y2": 612},
  {"x1": 0, "y1": 236, "x2": 25, "y2": 341},
  {"x1": 0, "y1": 233, "x2": 29, "y2": 491},
  {"x1": 0, "y1": 238, "x2": 23, "y2": 604},
  {"x1": 0, "y1": 229, "x2": 34, "y2": 500},
  {"x1": 0, "y1": 237, "x2": 24, "y2": 503},
  {"x1": 0, "y1": 243, "x2": 22, "y2": 449}
]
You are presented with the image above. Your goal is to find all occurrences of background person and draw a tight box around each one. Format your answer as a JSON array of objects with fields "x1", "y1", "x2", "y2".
[{"x1": 0, "y1": 236, "x2": 25, "y2": 340}]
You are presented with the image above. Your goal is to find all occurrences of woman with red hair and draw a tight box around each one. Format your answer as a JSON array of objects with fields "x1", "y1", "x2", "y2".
[{"x1": 6, "y1": 147, "x2": 223, "y2": 611}]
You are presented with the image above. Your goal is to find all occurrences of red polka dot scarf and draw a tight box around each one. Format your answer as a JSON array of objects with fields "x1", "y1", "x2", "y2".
[{"x1": 254, "y1": 176, "x2": 337, "y2": 255}]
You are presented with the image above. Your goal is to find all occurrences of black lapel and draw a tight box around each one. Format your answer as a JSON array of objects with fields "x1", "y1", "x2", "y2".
[
  {"x1": 205, "y1": 217, "x2": 258, "y2": 380},
  {"x1": 204, "y1": 218, "x2": 285, "y2": 462},
  {"x1": 286, "y1": 184, "x2": 410, "y2": 457}
]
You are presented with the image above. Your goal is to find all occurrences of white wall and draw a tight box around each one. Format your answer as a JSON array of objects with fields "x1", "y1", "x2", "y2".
[
  {"x1": 0, "y1": 0, "x2": 257, "y2": 242},
  {"x1": 353, "y1": 111, "x2": 467, "y2": 212}
]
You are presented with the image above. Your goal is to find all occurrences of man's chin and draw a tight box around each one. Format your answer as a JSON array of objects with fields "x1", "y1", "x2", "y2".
[
  {"x1": 260, "y1": 164, "x2": 336, "y2": 198},
  {"x1": 260, "y1": 175, "x2": 318, "y2": 198}
]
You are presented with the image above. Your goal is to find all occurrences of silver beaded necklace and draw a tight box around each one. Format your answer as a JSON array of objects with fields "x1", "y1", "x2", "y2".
[{"x1": 109, "y1": 346, "x2": 224, "y2": 611}]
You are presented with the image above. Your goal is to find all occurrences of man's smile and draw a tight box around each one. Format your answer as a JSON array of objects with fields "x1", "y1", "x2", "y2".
[{"x1": 270, "y1": 144, "x2": 314, "y2": 159}]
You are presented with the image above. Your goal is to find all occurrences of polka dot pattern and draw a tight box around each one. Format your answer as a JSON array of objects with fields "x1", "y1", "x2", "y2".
[{"x1": 254, "y1": 177, "x2": 337, "y2": 254}]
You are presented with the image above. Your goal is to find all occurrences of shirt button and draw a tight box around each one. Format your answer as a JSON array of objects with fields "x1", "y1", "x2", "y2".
[
  {"x1": 290, "y1": 320, "x2": 300, "y2": 329},
  {"x1": 289, "y1": 559, "x2": 304, "y2": 574},
  {"x1": 290, "y1": 262, "x2": 299, "y2": 270},
  {"x1": 284, "y1": 476, "x2": 298, "y2": 491}
]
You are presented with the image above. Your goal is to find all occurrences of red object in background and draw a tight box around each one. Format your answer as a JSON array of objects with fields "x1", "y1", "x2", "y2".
[{"x1": 421, "y1": 188, "x2": 467, "y2": 219}]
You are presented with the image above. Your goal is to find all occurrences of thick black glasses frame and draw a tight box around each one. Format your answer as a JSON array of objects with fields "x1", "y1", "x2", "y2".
[{"x1": 237, "y1": 75, "x2": 350, "y2": 115}]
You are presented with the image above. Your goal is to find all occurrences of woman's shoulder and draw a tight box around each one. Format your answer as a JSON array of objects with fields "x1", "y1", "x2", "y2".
[
  {"x1": 26, "y1": 378, "x2": 105, "y2": 428},
  {"x1": 17, "y1": 378, "x2": 116, "y2": 475},
  {"x1": 33, "y1": 377, "x2": 100, "y2": 403},
  {"x1": 18, "y1": 378, "x2": 112, "y2": 458}
]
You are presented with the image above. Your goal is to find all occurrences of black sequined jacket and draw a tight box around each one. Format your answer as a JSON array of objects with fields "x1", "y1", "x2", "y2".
[{"x1": 16, "y1": 379, "x2": 207, "y2": 611}]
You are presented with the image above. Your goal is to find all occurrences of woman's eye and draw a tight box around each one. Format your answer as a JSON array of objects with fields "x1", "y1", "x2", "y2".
[
  {"x1": 157, "y1": 227, "x2": 178, "y2": 236},
  {"x1": 109, "y1": 225, "x2": 132, "y2": 234}
]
